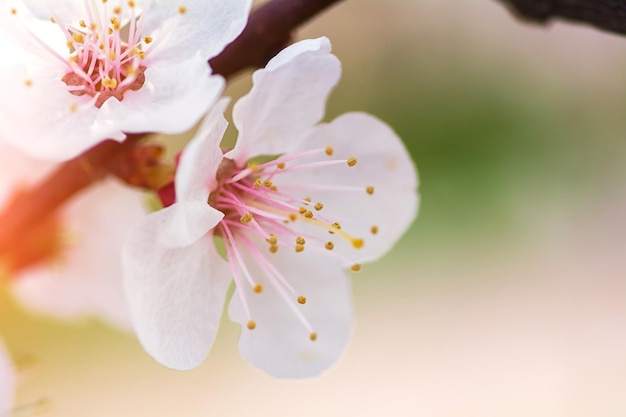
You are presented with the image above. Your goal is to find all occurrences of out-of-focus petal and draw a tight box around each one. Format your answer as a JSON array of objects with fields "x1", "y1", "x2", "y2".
[
  {"x1": 0, "y1": 64, "x2": 124, "y2": 160},
  {"x1": 123, "y1": 226, "x2": 231, "y2": 370},
  {"x1": 226, "y1": 37, "x2": 340, "y2": 165},
  {"x1": 142, "y1": 0, "x2": 251, "y2": 65},
  {"x1": 12, "y1": 179, "x2": 147, "y2": 329},
  {"x1": 228, "y1": 241, "x2": 353, "y2": 378}
]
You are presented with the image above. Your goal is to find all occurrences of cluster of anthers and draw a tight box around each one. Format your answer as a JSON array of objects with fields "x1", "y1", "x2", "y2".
[
  {"x1": 211, "y1": 145, "x2": 377, "y2": 342},
  {"x1": 13, "y1": 1, "x2": 187, "y2": 108}
]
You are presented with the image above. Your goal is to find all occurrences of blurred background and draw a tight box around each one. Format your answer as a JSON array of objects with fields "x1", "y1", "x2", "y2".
[{"x1": 3, "y1": 0, "x2": 626, "y2": 415}]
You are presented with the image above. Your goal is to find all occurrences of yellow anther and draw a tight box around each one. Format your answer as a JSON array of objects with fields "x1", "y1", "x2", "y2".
[
  {"x1": 128, "y1": 0, "x2": 135, "y2": 7},
  {"x1": 79, "y1": 20, "x2": 87, "y2": 27},
  {"x1": 102, "y1": 78, "x2": 118, "y2": 88},
  {"x1": 314, "y1": 202, "x2": 324, "y2": 211},
  {"x1": 240, "y1": 213, "x2": 253, "y2": 224},
  {"x1": 50, "y1": 17, "x2": 56, "y2": 23},
  {"x1": 310, "y1": 332, "x2": 318, "y2": 341},
  {"x1": 304, "y1": 197, "x2": 312, "y2": 204},
  {"x1": 352, "y1": 238, "x2": 364, "y2": 249},
  {"x1": 24, "y1": 79, "x2": 32, "y2": 87},
  {"x1": 113, "y1": 6, "x2": 121, "y2": 14},
  {"x1": 266, "y1": 234, "x2": 277, "y2": 245},
  {"x1": 297, "y1": 296, "x2": 307, "y2": 304},
  {"x1": 288, "y1": 213, "x2": 297, "y2": 222},
  {"x1": 108, "y1": 51, "x2": 116, "y2": 60},
  {"x1": 298, "y1": 207, "x2": 307, "y2": 214},
  {"x1": 277, "y1": 162, "x2": 286, "y2": 169},
  {"x1": 253, "y1": 178, "x2": 262, "y2": 188},
  {"x1": 178, "y1": 5, "x2": 187, "y2": 14},
  {"x1": 72, "y1": 32, "x2": 85, "y2": 43},
  {"x1": 248, "y1": 162, "x2": 259, "y2": 171},
  {"x1": 332, "y1": 222, "x2": 341, "y2": 230},
  {"x1": 366, "y1": 186, "x2": 375, "y2": 195},
  {"x1": 90, "y1": 22, "x2": 97, "y2": 31},
  {"x1": 144, "y1": 36, "x2": 153, "y2": 44},
  {"x1": 325, "y1": 146, "x2": 334, "y2": 156},
  {"x1": 263, "y1": 179, "x2": 273, "y2": 188},
  {"x1": 69, "y1": 103, "x2": 78, "y2": 113},
  {"x1": 304, "y1": 210, "x2": 314, "y2": 219},
  {"x1": 371, "y1": 225, "x2": 379, "y2": 235},
  {"x1": 351, "y1": 264, "x2": 362, "y2": 272},
  {"x1": 247, "y1": 320, "x2": 256, "y2": 330},
  {"x1": 10, "y1": 8, "x2": 17, "y2": 15},
  {"x1": 138, "y1": 51, "x2": 146, "y2": 59},
  {"x1": 295, "y1": 244, "x2": 305, "y2": 253},
  {"x1": 296, "y1": 237, "x2": 306, "y2": 245},
  {"x1": 269, "y1": 245, "x2": 279, "y2": 253},
  {"x1": 325, "y1": 241, "x2": 334, "y2": 250},
  {"x1": 108, "y1": 27, "x2": 113, "y2": 35},
  {"x1": 271, "y1": 186, "x2": 278, "y2": 192},
  {"x1": 253, "y1": 284, "x2": 263, "y2": 293},
  {"x1": 347, "y1": 157, "x2": 357, "y2": 167}
]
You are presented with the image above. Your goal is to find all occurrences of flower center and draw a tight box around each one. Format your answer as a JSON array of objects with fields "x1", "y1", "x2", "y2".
[
  {"x1": 58, "y1": 2, "x2": 148, "y2": 108},
  {"x1": 210, "y1": 147, "x2": 375, "y2": 340},
  {"x1": 11, "y1": 1, "x2": 156, "y2": 108}
]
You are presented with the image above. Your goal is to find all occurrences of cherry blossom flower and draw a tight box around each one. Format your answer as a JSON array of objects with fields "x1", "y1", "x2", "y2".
[
  {"x1": 0, "y1": 144, "x2": 147, "y2": 329},
  {"x1": 0, "y1": 341, "x2": 14, "y2": 415},
  {"x1": 0, "y1": 0, "x2": 251, "y2": 160},
  {"x1": 123, "y1": 37, "x2": 419, "y2": 377}
]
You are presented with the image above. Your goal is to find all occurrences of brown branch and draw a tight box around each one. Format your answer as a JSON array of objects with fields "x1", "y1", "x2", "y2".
[
  {"x1": 497, "y1": 0, "x2": 626, "y2": 36},
  {"x1": 0, "y1": 0, "x2": 343, "y2": 263}
]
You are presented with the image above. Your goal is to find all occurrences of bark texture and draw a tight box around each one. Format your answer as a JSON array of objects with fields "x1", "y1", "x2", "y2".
[{"x1": 498, "y1": 0, "x2": 626, "y2": 36}]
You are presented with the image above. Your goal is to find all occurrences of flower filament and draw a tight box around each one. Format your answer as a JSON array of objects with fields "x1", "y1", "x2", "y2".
[
  {"x1": 59, "y1": 0, "x2": 150, "y2": 108},
  {"x1": 211, "y1": 146, "x2": 374, "y2": 341},
  {"x1": 11, "y1": 0, "x2": 167, "y2": 108}
]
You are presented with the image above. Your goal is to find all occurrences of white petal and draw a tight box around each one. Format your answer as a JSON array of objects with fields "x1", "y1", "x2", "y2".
[
  {"x1": 0, "y1": 64, "x2": 124, "y2": 161},
  {"x1": 147, "y1": 201, "x2": 223, "y2": 248},
  {"x1": 226, "y1": 37, "x2": 341, "y2": 165},
  {"x1": 0, "y1": 3, "x2": 68, "y2": 59},
  {"x1": 274, "y1": 112, "x2": 419, "y2": 265},
  {"x1": 141, "y1": 0, "x2": 251, "y2": 64},
  {"x1": 21, "y1": 0, "x2": 84, "y2": 22},
  {"x1": 100, "y1": 54, "x2": 225, "y2": 137},
  {"x1": 123, "y1": 224, "x2": 231, "y2": 370},
  {"x1": 176, "y1": 98, "x2": 230, "y2": 202},
  {"x1": 0, "y1": 341, "x2": 14, "y2": 415},
  {"x1": 228, "y1": 241, "x2": 353, "y2": 378},
  {"x1": 12, "y1": 179, "x2": 146, "y2": 330}
]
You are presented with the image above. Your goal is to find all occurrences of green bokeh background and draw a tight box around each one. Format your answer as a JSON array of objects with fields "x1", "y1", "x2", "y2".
[{"x1": 3, "y1": 1, "x2": 626, "y2": 416}]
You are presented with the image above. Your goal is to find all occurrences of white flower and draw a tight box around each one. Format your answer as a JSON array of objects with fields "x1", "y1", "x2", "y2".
[
  {"x1": 122, "y1": 37, "x2": 419, "y2": 377},
  {"x1": 0, "y1": 144, "x2": 147, "y2": 329},
  {"x1": 0, "y1": 340, "x2": 14, "y2": 415},
  {"x1": 0, "y1": 0, "x2": 251, "y2": 160}
]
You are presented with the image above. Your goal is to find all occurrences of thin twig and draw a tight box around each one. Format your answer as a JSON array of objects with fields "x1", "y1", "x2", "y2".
[{"x1": 497, "y1": 0, "x2": 626, "y2": 36}]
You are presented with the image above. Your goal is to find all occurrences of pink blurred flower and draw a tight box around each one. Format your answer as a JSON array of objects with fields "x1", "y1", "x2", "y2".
[
  {"x1": 0, "y1": 0, "x2": 251, "y2": 160},
  {"x1": 123, "y1": 37, "x2": 419, "y2": 377},
  {"x1": 0, "y1": 144, "x2": 147, "y2": 329}
]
